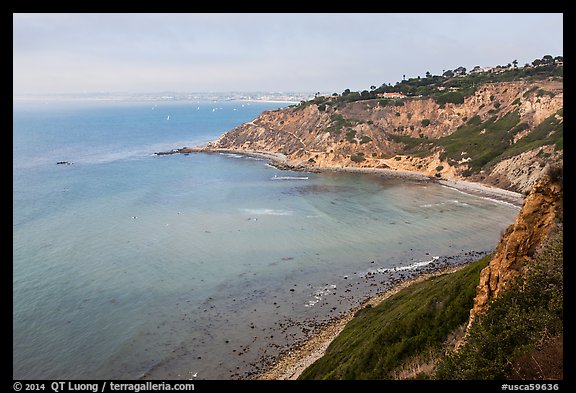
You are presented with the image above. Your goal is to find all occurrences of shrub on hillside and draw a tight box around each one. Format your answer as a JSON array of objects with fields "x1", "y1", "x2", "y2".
[
  {"x1": 434, "y1": 91, "x2": 465, "y2": 105},
  {"x1": 435, "y1": 230, "x2": 563, "y2": 380}
]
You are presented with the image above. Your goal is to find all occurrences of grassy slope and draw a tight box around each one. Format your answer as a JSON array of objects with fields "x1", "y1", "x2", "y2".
[
  {"x1": 389, "y1": 108, "x2": 563, "y2": 175},
  {"x1": 299, "y1": 256, "x2": 490, "y2": 380},
  {"x1": 299, "y1": 218, "x2": 563, "y2": 380},
  {"x1": 435, "y1": 227, "x2": 563, "y2": 379}
]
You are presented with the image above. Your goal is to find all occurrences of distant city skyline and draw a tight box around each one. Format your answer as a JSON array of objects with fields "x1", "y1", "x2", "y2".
[{"x1": 13, "y1": 13, "x2": 563, "y2": 95}]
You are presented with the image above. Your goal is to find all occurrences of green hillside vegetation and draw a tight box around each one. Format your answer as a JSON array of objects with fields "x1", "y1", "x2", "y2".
[
  {"x1": 292, "y1": 54, "x2": 563, "y2": 179},
  {"x1": 435, "y1": 226, "x2": 563, "y2": 379},
  {"x1": 326, "y1": 114, "x2": 354, "y2": 136},
  {"x1": 301, "y1": 54, "x2": 562, "y2": 110},
  {"x1": 388, "y1": 108, "x2": 563, "y2": 176},
  {"x1": 491, "y1": 109, "x2": 563, "y2": 162},
  {"x1": 299, "y1": 256, "x2": 491, "y2": 380},
  {"x1": 438, "y1": 110, "x2": 522, "y2": 170},
  {"x1": 434, "y1": 91, "x2": 465, "y2": 105}
]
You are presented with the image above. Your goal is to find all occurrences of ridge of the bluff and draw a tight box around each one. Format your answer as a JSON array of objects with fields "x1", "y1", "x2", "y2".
[{"x1": 203, "y1": 79, "x2": 562, "y2": 194}]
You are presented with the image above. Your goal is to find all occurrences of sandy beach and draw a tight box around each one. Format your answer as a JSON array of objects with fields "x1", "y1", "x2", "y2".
[{"x1": 307, "y1": 166, "x2": 524, "y2": 207}]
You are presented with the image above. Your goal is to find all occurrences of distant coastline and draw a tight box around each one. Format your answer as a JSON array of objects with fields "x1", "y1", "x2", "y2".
[
  {"x1": 13, "y1": 92, "x2": 314, "y2": 104},
  {"x1": 237, "y1": 99, "x2": 301, "y2": 104}
]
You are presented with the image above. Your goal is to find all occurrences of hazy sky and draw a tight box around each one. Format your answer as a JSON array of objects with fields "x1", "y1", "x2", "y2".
[{"x1": 13, "y1": 13, "x2": 563, "y2": 95}]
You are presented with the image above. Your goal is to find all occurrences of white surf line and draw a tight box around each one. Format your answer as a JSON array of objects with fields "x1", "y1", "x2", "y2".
[
  {"x1": 374, "y1": 256, "x2": 440, "y2": 275},
  {"x1": 271, "y1": 175, "x2": 309, "y2": 180},
  {"x1": 440, "y1": 184, "x2": 521, "y2": 209},
  {"x1": 304, "y1": 284, "x2": 337, "y2": 308}
]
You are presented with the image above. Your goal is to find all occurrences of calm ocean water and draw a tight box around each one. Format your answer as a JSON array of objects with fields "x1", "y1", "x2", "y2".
[{"x1": 13, "y1": 99, "x2": 519, "y2": 379}]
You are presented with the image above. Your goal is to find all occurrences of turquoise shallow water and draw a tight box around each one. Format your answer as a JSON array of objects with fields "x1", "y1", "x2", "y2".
[{"x1": 13, "y1": 100, "x2": 519, "y2": 379}]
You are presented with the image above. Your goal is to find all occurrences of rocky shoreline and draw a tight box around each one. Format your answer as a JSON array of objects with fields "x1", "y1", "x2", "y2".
[
  {"x1": 155, "y1": 146, "x2": 525, "y2": 208},
  {"x1": 256, "y1": 259, "x2": 476, "y2": 380}
]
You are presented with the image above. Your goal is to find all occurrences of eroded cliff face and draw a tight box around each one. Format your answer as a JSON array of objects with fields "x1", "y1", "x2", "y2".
[
  {"x1": 485, "y1": 145, "x2": 563, "y2": 193},
  {"x1": 467, "y1": 172, "x2": 562, "y2": 326},
  {"x1": 207, "y1": 80, "x2": 562, "y2": 193}
]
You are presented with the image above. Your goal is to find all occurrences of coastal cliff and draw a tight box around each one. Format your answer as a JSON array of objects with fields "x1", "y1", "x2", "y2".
[
  {"x1": 468, "y1": 169, "x2": 563, "y2": 324},
  {"x1": 436, "y1": 168, "x2": 563, "y2": 379},
  {"x1": 198, "y1": 79, "x2": 562, "y2": 194}
]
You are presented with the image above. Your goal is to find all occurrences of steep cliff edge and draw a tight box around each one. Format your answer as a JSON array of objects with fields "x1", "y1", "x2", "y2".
[
  {"x1": 436, "y1": 169, "x2": 563, "y2": 379},
  {"x1": 468, "y1": 168, "x2": 563, "y2": 325},
  {"x1": 201, "y1": 79, "x2": 562, "y2": 194}
]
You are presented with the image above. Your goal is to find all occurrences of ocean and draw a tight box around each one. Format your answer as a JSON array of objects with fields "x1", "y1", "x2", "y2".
[{"x1": 13, "y1": 99, "x2": 519, "y2": 380}]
